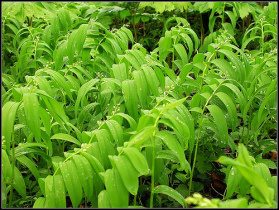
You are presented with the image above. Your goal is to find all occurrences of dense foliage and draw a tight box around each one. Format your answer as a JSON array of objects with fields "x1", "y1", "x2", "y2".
[{"x1": 2, "y1": 2, "x2": 277, "y2": 208}]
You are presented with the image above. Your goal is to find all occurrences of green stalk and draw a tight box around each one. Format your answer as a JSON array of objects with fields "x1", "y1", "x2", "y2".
[
  {"x1": 134, "y1": 194, "x2": 137, "y2": 206},
  {"x1": 149, "y1": 135, "x2": 156, "y2": 208},
  {"x1": 188, "y1": 81, "x2": 224, "y2": 195},
  {"x1": 261, "y1": 19, "x2": 265, "y2": 55},
  {"x1": 9, "y1": 131, "x2": 16, "y2": 207}
]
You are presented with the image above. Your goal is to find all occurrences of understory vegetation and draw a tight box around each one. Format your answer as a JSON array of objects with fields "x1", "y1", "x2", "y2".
[{"x1": 1, "y1": 2, "x2": 277, "y2": 208}]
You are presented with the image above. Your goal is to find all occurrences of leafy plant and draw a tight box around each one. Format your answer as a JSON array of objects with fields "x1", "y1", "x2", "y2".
[{"x1": 1, "y1": 2, "x2": 277, "y2": 208}]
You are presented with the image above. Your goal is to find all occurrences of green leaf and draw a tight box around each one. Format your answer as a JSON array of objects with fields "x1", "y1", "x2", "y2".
[
  {"x1": 211, "y1": 59, "x2": 237, "y2": 81},
  {"x1": 174, "y1": 44, "x2": 188, "y2": 65},
  {"x1": 127, "y1": 126, "x2": 156, "y2": 147},
  {"x1": 133, "y1": 70, "x2": 148, "y2": 109},
  {"x1": 72, "y1": 155, "x2": 94, "y2": 199},
  {"x1": 163, "y1": 97, "x2": 186, "y2": 111},
  {"x1": 51, "y1": 133, "x2": 81, "y2": 146},
  {"x1": 102, "y1": 169, "x2": 129, "y2": 208},
  {"x1": 45, "y1": 69, "x2": 73, "y2": 101},
  {"x1": 215, "y1": 92, "x2": 238, "y2": 131},
  {"x1": 33, "y1": 197, "x2": 46, "y2": 208},
  {"x1": 98, "y1": 190, "x2": 112, "y2": 208},
  {"x1": 111, "y1": 63, "x2": 127, "y2": 82},
  {"x1": 154, "y1": 185, "x2": 186, "y2": 207},
  {"x1": 53, "y1": 42, "x2": 67, "y2": 71},
  {"x1": 218, "y1": 49, "x2": 245, "y2": 84},
  {"x1": 218, "y1": 155, "x2": 272, "y2": 205},
  {"x1": 159, "y1": 36, "x2": 172, "y2": 62},
  {"x1": 105, "y1": 120, "x2": 124, "y2": 147},
  {"x1": 142, "y1": 65, "x2": 159, "y2": 97},
  {"x1": 122, "y1": 80, "x2": 138, "y2": 120},
  {"x1": 219, "y1": 198, "x2": 248, "y2": 208},
  {"x1": 2, "y1": 101, "x2": 20, "y2": 154},
  {"x1": 80, "y1": 151, "x2": 105, "y2": 181},
  {"x1": 23, "y1": 93, "x2": 41, "y2": 143},
  {"x1": 113, "y1": 113, "x2": 137, "y2": 131},
  {"x1": 207, "y1": 104, "x2": 229, "y2": 144},
  {"x1": 120, "y1": 147, "x2": 150, "y2": 176},
  {"x1": 225, "y1": 166, "x2": 242, "y2": 199},
  {"x1": 59, "y1": 159, "x2": 82, "y2": 208},
  {"x1": 53, "y1": 175, "x2": 66, "y2": 207},
  {"x1": 16, "y1": 155, "x2": 40, "y2": 180},
  {"x1": 12, "y1": 165, "x2": 26, "y2": 198},
  {"x1": 109, "y1": 155, "x2": 139, "y2": 195},
  {"x1": 156, "y1": 130, "x2": 191, "y2": 173},
  {"x1": 44, "y1": 175, "x2": 56, "y2": 207},
  {"x1": 2, "y1": 149, "x2": 12, "y2": 183},
  {"x1": 75, "y1": 78, "x2": 99, "y2": 117},
  {"x1": 76, "y1": 24, "x2": 88, "y2": 54},
  {"x1": 96, "y1": 129, "x2": 116, "y2": 169}
]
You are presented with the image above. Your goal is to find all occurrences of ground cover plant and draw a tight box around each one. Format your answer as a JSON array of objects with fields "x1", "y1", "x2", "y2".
[{"x1": 1, "y1": 2, "x2": 277, "y2": 208}]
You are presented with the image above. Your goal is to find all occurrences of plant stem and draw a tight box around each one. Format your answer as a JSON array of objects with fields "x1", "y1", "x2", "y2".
[
  {"x1": 134, "y1": 194, "x2": 137, "y2": 206},
  {"x1": 9, "y1": 131, "x2": 16, "y2": 207},
  {"x1": 188, "y1": 81, "x2": 224, "y2": 196},
  {"x1": 149, "y1": 135, "x2": 156, "y2": 208}
]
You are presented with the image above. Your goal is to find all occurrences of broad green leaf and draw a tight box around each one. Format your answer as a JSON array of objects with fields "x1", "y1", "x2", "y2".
[
  {"x1": 12, "y1": 166, "x2": 26, "y2": 198},
  {"x1": 219, "y1": 198, "x2": 248, "y2": 208},
  {"x1": 154, "y1": 185, "x2": 186, "y2": 207},
  {"x1": 72, "y1": 155, "x2": 94, "y2": 199},
  {"x1": 75, "y1": 78, "x2": 99, "y2": 117},
  {"x1": 2, "y1": 101, "x2": 20, "y2": 153},
  {"x1": 60, "y1": 159, "x2": 82, "y2": 208},
  {"x1": 258, "y1": 90, "x2": 277, "y2": 122},
  {"x1": 111, "y1": 63, "x2": 127, "y2": 82},
  {"x1": 163, "y1": 97, "x2": 186, "y2": 111},
  {"x1": 53, "y1": 42, "x2": 67, "y2": 71},
  {"x1": 218, "y1": 155, "x2": 272, "y2": 205},
  {"x1": 156, "y1": 130, "x2": 191, "y2": 173},
  {"x1": 207, "y1": 105, "x2": 229, "y2": 144},
  {"x1": 98, "y1": 190, "x2": 112, "y2": 208},
  {"x1": 51, "y1": 133, "x2": 81, "y2": 146},
  {"x1": 96, "y1": 129, "x2": 116, "y2": 169},
  {"x1": 44, "y1": 176, "x2": 56, "y2": 207},
  {"x1": 122, "y1": 80, "x2": 138, "y2": 120},
  {"x1": 127, "y1": 126, "x2": 156, "y2": 147},
  {"x1": 53, "y1": 175, "x2": 66, "y2": 207},
  {"x1": 102, "y1": 169, "x2": 129, "y2": 208},
  {"x1": 120, "y1": 147, "x2": 149, "y2": 175},
  {"x1": 45, "y1": 69, "x2": 73, "y2": 101},
  {"x1": 109, "y1": 155, "x2": 139, "y2": 195},
  {"x1": 35, "y1": 76, "x2": 53, "y2": 97},
  {"x1": 221, "y1": 82, "x2": 245, "y2": 114},
  {"x1": 23, "y1": 93, "x2": 41, "y2": 143},
  {"x1": 2, "y1": 149, "x2": 12, "y2": 182},
  {"x1": 76, "y1": 24, "x2": 88, "y2": 54},
  {"x1": 215, "y1": 92, "x2": 238, "y2": 131},
  {"x1": 39, "y1": 106, "x2": 51, "y2": 136},
  {"x1": 105, "y1": 120, "x2": 124, "y2": 147},
  {"x1": 211, "y1": 59, "x2": 237, "y2": 81},
  {"x1": 225, "y1": 166, "x2": 242, "y2": 199},
  {"x1": 113, "y1": 113, "x2": 137, "y2": 131},
  {"x1": 142, "y1": 65, "x2": 160, "y2": 97},
  {"x1": 159, "y1": 36, "x2": 172, "y2": 62},
  {"x1": 133, "y1": 70, "x2": 148, "y2": 109},
  {"x1": 16, "y1": 155, "x2": 40, "y2": 180},
  {"x1": 174, "y1": 44, "x2": 188, "y2": 65},
  {"x1": 33, "y1": 197, "x2": 46, "y2": 208},
  {"x1": 124, "y1": 53, "x2": 141, "y2": 69},
  {"x1": 218, "y1": 49, "x2": 245, "y2": 84},
  {"x1": 80, "y1": 151, "x2": 105, "y2": 181}
]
